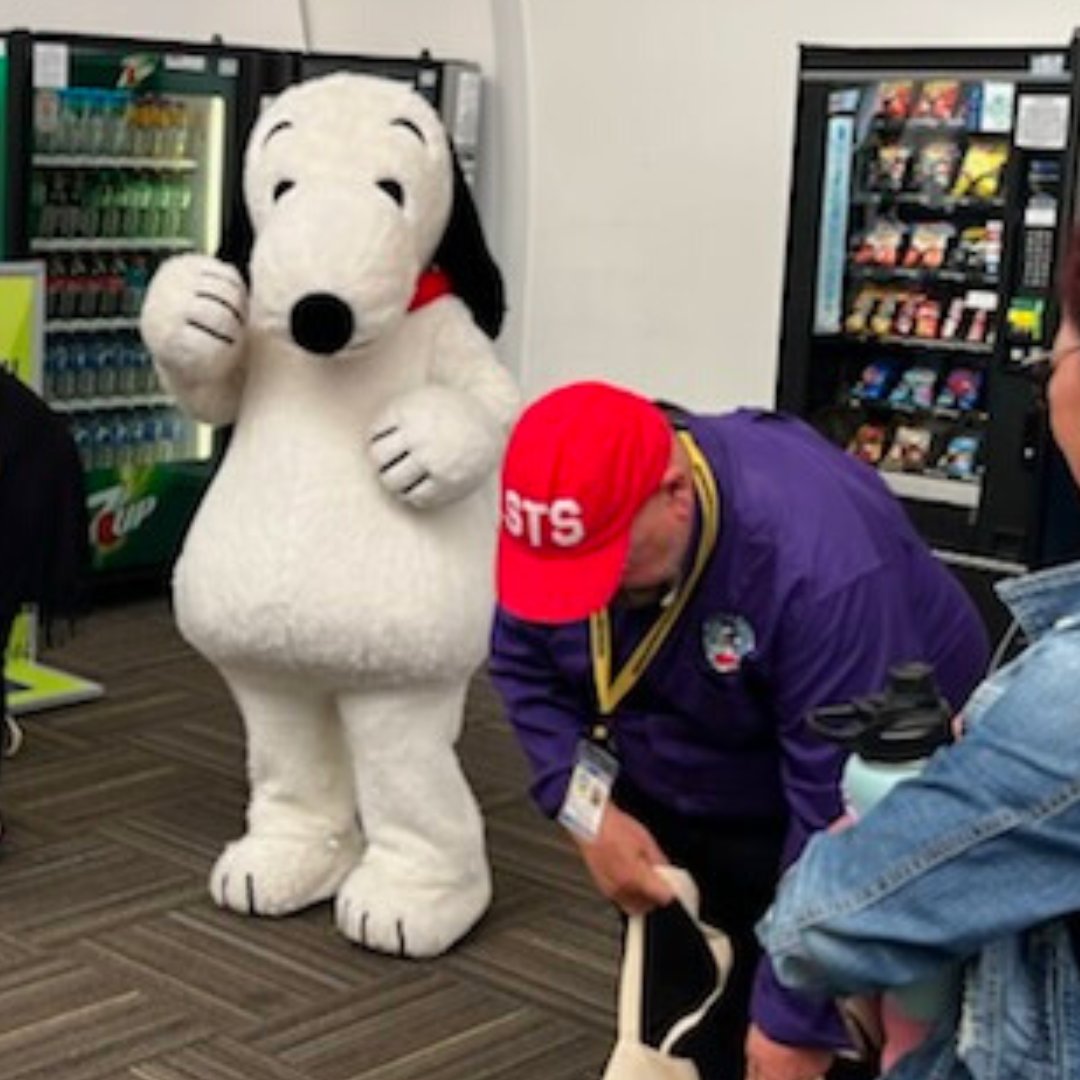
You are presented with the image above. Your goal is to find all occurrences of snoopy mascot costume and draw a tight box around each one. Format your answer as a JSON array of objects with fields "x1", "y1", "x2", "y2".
[{"x1": 140, "y1": 72, "x2": 520, "y2": 958}]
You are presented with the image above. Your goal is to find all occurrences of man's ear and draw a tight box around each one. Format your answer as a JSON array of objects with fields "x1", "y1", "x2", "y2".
[{"x1": 663, "y1": 464, "x2": 695, "y2": 517}]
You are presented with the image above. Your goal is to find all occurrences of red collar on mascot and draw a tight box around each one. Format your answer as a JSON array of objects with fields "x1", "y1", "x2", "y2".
[{"x1": 408, "y1": 267, "x2": 453, "y2": 312}]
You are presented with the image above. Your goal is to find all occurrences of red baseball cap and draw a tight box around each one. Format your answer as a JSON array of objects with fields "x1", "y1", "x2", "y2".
[{"x1": 497, "y1": 381, "x2": 673, "y2": 623}]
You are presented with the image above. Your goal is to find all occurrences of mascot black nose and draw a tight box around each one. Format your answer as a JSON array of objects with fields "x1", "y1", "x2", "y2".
[{"x1": 290, "y1": 293, "x2": 355, "y2": 355}]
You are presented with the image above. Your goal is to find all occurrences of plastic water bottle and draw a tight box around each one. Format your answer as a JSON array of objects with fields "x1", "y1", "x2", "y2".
[
  {"x1": 29, "y1": 173, "x2": 47, "y2": 238},
  {"x1": 71, "y1": 337, "x2": 95, "y2": 400},
  {"x1": 130, "y1": 96, "x2": 152, "y2": 158},
  {"x1": 174, "y1": 174, "x2": 193, "y2": 236},
  {"x1": 91, "y1": 413, "x2": 115, "y2": 471},
  {"x1": 159, "y1": 175, "x2": 180, "y2": 237},
  {"x1": 96, "y1": 334, "x2": 118, "y2": 398},
  {"x1": 129, "y1": 410, "x2": 150, "y2": 466},
  {"x1": 56, "y1": 89, "x2": 80, "y2": 154},
  {"x1": 117, "y1": 337, "x2": 140, "y2": 396},
  {"x1": 85, "y1": 89, "x2": 108, "y2": 156},
  {"x1": 52, "y1": 337, "x2": 73, "y2": 400},
  {"x1": 809, "y1": 663, "x2": 958, "y2": 1022},
  {"x1": 80, "y1": 177, "x2": 103, "y2": 239},
  {"x1": 39, "y1": 172, "x2": 68, "y2": 239},
  {"x1": 112, "y1": 412, "x2": 133, "y2": 468},
  {"x1": 151, "y1": 408, "x2": 172, "y2": 463},
  {"x1": 78, "y1": 259, "x2": 103, "y2": 318},
  {"x1": 66, "y1": 254, "x2": 87, "y2": 316},
  {"x1": 147, "y1": 174, "x2": 168, "y2": 237},
  {"x1": 112, "y1": 93, "x2": 136, "y2": 157},
  {"x1": 33, "y1": 88, "x2": 62, "y2": 154},
  {"x1": 123, "y1": 255, "x2": 149, "y2": 313},
  {"x1": 101, "y1": 91, "x2": 126, "y2": 157},
  {"x1": 134, "y1": 342, "x2": 155, "y2": 393},
  {"x1": 72, "y1": 417, "x2": 92, "y2": 469},
  {"x1": 46, "y1": 256, "x2": 63, "y2": 318},
  {"x1": 168, "y1": 410, "x2": 188, "y2": 461},
  {"x1": 64, "y1": 172, "x2": 86, "y2": 238},
  {"x1": 97, "y1": 254, "x2": 122, "y2": 317},
  {"x1": 43, "y1": 339, "x2": 59, "y2": 399},
  {"x1": 170, "y1": 99, "x2": 191, "y2": 159},
  {"x1": 120, "y1": 174, "x2": 142, "y2": 238}
]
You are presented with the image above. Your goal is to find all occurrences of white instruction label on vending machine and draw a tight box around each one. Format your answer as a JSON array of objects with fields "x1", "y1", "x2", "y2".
[
  {"x1": 1016, "y1": 95, "x2": 1070, "y2": 151},
  {"x1": 33, "y1": 43, "x2": 69, "y2": 89}
]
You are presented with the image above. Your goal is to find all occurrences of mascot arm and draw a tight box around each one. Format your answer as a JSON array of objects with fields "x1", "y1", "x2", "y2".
[
  {"x1": 140, "y1": 253, "x2": 249, "y2": 427},
  {"x1": 369, "y1": 303, "x2": 520, "y2": 510}
]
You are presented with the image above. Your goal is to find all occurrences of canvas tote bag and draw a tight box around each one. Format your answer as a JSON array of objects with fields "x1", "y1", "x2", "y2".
[{"x1": 602, "y1": 866, "x2": 733, "y2": 1080}]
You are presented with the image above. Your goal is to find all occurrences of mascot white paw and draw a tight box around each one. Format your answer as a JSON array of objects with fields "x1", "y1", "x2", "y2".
[
  {"x1": 140, "y1": 72, "x2": 520, "y2": 957},
  {"x1": 370, "y1": 384, "x2": 507, "y2": 509},
  {"x1": 211, "y1": 830, "x2": 364, "y2": 917},
  {"x1": 335, "y1": 853, "x2": 492, "y2": 959},
  {"x1": 139, "y1": 254, "x2": 248, "y2": 426}
]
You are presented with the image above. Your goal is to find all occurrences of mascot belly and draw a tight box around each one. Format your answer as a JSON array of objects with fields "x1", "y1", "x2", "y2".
[
  {"x1": 176, "y1": 458, "x2": 495, "y2": 681},
  {"x1": 175, "y1": 316, "x2": 496, "y2": 682},
  {"x1": 140, "y1": 72, "x2": 520, "y2": 958}
]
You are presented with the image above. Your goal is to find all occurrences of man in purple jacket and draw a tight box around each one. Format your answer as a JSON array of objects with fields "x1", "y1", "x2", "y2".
[{"x1": 489, "y1": 381, "x2": 989, "y2": 1080}]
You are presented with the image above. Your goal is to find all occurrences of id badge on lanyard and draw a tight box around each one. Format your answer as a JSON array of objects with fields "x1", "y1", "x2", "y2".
[
  {"x1": 559, "y1": 739, "x2": 619, "y2": 841},
  {"x1": 557, "y1": 429, "x2": 719, "y2": 843}
]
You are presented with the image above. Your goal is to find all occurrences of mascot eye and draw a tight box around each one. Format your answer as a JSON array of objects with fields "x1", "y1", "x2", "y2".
[
  {"x1": 377, "y1": 179, "x2": 405, "y2": 208},
  {"x1": 272, "y1": 179, "x2": 296, "y2": 203}
]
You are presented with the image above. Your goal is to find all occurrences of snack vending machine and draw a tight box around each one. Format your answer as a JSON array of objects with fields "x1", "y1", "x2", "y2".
[
  {"x1": 0, "y1": 30, "x2": 264, "y2": 579},
  {"x1": 776, "y1": 43, "x2": 1080, "y2": 631}
]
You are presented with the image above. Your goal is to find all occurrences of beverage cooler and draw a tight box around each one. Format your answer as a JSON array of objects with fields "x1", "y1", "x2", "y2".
[
  {"x1": 0, "y1": 31, "x2": 272, "y2": 579},
  {"x1": 776, "y1": 42, "x2": 1080, "y2": 633},
  {"x1": 0, "y1": 31, "x2": 487, "y2": 584}
]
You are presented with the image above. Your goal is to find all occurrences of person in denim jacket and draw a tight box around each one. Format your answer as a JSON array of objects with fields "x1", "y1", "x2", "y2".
[{"x1": 758, "y1": 230, "x2": 1080, "y2": 1080}]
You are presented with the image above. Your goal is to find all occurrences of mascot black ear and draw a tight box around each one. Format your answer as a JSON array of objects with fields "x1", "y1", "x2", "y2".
[
  {"x1": 434, "y1": 147, "x2": 506, "y2": 340},
  {"x1": 217, "y1": 187, "x2": 253, "y2": 285}
]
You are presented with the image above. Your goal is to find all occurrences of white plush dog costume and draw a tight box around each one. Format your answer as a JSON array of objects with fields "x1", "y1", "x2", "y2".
[{"x1": 140, "y1": 72, "x2": 520, "y2": 958}]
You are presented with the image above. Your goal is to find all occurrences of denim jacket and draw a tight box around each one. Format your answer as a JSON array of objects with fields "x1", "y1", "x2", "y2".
[{"x1": 757, "y1": 559, "x2": 1080, "y2": 1080}]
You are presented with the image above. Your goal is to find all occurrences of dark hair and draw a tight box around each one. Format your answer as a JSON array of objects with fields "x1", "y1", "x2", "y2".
[{"x1": 1060, "y1": 222, "x2": 1080, "y2": 326}]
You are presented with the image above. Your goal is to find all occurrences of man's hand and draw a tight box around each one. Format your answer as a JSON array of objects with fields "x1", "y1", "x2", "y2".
[
  {"x1": 745, "y1": 1024, "x2": 833, "y2": 1080},
  {"x1": 570, "y1": 803, "x2": 675, "y2": 914}
]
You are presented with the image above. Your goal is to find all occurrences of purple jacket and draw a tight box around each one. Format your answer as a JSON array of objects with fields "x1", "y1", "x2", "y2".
[{"x1": 489, "y1": 409, "x2": 990, "y2": 1048}]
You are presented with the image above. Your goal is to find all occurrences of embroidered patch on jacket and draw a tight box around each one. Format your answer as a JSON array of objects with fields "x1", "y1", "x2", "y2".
[{"x1": 702, "y1": 614, "x2": 755, "y2": 674}]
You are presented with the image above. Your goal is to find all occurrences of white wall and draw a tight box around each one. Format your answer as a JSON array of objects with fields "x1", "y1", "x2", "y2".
[
  {"x1": 517, "y1": 1, "x2": 1080, "y2": 409},
  {"x1": 301, "y1": 0, "x2": 492, "y2": 63},
  {"x1": 0, "y1": 0, "x2": 304, "y2": 47}
]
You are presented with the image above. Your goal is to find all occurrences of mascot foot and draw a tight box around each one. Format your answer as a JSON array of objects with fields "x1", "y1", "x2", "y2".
[
  {"x1": 334, "y1": 859, "x2": 491, "y2": 958},
  {"x1": 210, "y1": 830, "x2": 362, "y2": 916}
]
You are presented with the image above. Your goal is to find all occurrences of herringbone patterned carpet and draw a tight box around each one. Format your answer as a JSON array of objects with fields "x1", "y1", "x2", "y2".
[{"x1": 4, "y1": 593, "x2": 618, "y2": 1079}]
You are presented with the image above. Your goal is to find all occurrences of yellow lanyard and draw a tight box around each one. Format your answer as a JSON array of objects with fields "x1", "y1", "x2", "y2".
[{"x1": 589, "y1": 430, "x2": 719, "y2": 718}]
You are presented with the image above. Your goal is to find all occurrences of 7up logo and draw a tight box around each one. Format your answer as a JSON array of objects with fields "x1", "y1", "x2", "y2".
[{"x1": 87, "y1": 483, "x2": 158, "y2": 552}]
